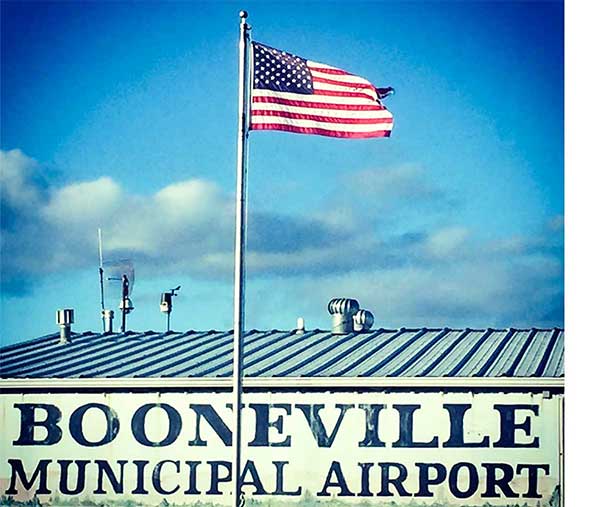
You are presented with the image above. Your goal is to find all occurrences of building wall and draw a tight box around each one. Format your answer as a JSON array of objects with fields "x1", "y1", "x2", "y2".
[{"x1": 1, "y1": 388, "x2": 563, "y2": 507}]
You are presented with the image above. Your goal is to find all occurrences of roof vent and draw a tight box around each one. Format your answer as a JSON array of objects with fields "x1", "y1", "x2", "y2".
[
  {"x1": 328, "y1": 298, "x2": 360, "y2": 334},
  {"x1": 102, "y1": 309, "x2": 114, "y2": 334},
  {"x1": 56, "y1": 309, "x2": 74, "y2": 344},
  {"x1": 296, "y1": 317, "x2": 306, "y2": 334},
  {"x1": 353, "y1": 309, "x2": 374, "y2": 332}
]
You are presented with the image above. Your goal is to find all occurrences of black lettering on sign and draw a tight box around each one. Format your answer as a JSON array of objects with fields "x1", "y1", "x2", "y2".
[
  {"x1": 272, "y1": 461, "x2": 302, "y2": 496},
  {"x1": 248, "y1": 403, "x2": 292, "y2": 447},
  {"x1": 358, "y1": 404, "x2": 387, "y2": 448},
  {"x1": 443, "y1": 404, "x2": 490, "y2": 448},
  {"x1": 13, "y1": 403, "x2": 62, "y2": 446},
  {"x1": 131, "y1": 460, "x2": 150, "y2": 494},
  {"x1": 481, "y1": 462, "x2": 519, "y2": 498},
  {"x1": 132, "y1": 403, "x2": 181, "y2": 447},
  {"x1": 517, "y1": 463, "x2": 550, "y2": 498},
  {"x1": 152, "y1": 460, "x2": 180, "y2": 495},
  {"x1": 357, "y1": 462, "x2": 374, "y2": 497},
  {"x1": 393, "y1": 405, "x2": 439, "y2": 448},
  {"x1": 94, "y1": 459, "x2": 126, "y2": 494},
  {"x1": 70, "y1": 403, "x2": 120, "y2": 447},
  {"x1": 58, "y1": 460, "x2": 89, "y2": 495},
  {"x1": 188, "y1": 404, "x2": 231, "y2": 447},
  {"x1": 317, "y1": 461, "x2": 355, "y2": 497},
  {"x1": 296, "y1": 404, "x2": 355, "y2": 448},
  {"x1": 184, "y1": 461, "x2": 202, "y2": 495},
  {"x1": 449, "y1": 462, "x2": 479, "y2": 498},
  {"x1": 206, "y1": 460, "x2": 231, "y2": 495},
  {"x1": 415, "y1": 463, "x2": 447, "y2": 497},
  {"x1": 6, "y1": 459, "x2": 51, "y2": 495},
  {"x1": 494, "y1": 404, "x2": 540, "y2": 448},
  {"x1": 240, "y1": 460, "x2": 267, "y2": 495},
  {"x1": 378, "y1": 462, "x2": 411, "y2": 497}
]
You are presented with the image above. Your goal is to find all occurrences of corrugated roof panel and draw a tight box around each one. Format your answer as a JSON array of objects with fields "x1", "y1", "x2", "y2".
[
  {"x1": 400, "y1": 329, "x2": 467, "y2": 376},
  {"x1": 419, "y1": 330, "x2": 486, "y2": 377},
  {"x1": 285, "y1": 332, "x2": 384, "y2": 377},
  {"x1": 282, "y1": 332, "x2": 371, "y2": 376},
  {"x1": 514, "y1": 330, "x2": 553, "y2": 376},
  {"x1": 303, "y1": 330, "x2": 385, "y2": 376},
  {"x1": 0, "y1": 328, "x2": 564, "y2": 379},
  {"x1": 1, "y1": 332, "x2": 103, "y2": 375},
  {"x1": 181, "y1": 330, "x2": 296, "y2": 378},
  {"x1": 454, "y1": 330, "x2": 507, "y2": 376},
  {"x1": 323, "y1": 329, "x2": 408, "y2": 376},
  {"x1": 3, "y1": 331, "x2": 149, "y2": 378},
  {"x1": 342, "y1": 329, "x2": 425, "y2": 376},
  {"x1": 244, "y1": 331, "x2": 331, "y2": 376},
  {"x1": 374, "y1": 329, "x2": 445, "y2": 376},
  {"x1": 484, "y1": 330, "x2": 530, "y2": 376},
  {"x1": 242, "y1": 330, "x2": 317, "y2": 376},
  {"x1": 255, "y1": 332, "x2": 348, "y2": 377},
  {"x1": 1, "y1": 332, "x2": 66, "y2": 360},
  {"x1": 40, "y1": 331, "x2": 204, "y2": 378},
  {"x1": 141, "y1": 330, "x2": 242, "y2": 377},
  {"x1": 84, "y1": 331, "x2": 222, "y2": 377},
  {"x1": 543, "y1": 331, "x2": 564, "y2": 377}
]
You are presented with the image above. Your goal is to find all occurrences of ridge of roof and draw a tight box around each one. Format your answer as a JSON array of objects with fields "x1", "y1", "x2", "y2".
[{"x1": 0, "y1": 325, "x2": 566, "y2": 352}]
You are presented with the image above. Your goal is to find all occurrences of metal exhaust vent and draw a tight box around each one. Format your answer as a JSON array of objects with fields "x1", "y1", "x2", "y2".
[
  {"x1": 102, "y1": 309, "x2": 114, "y2": 334},
  {"x1": 328, "y1": 298, "x2": 360, "y2": 334},
  {"x1": 56, "y1": 309, "x2": 74, "y2": 344},
  {"x1": 353, "y1": 309, "x2": 374, "y2": 332}
]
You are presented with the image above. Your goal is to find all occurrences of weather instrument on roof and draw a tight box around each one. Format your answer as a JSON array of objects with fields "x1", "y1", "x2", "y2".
[
  {"x1": 103, "y1": 258, "x2": 135, "y2": 333},
  {"x1": 160, "y1": 286, "x2": 181, "y2": 332}
]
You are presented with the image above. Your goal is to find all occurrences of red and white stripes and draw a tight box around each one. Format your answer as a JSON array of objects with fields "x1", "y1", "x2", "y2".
[{"x1": 250, "y1": 61, "x2": 394, "y2": 139}]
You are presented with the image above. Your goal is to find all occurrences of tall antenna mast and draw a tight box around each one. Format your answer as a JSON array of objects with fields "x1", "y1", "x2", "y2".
[{"x1": 98, "y1": 228, "x2": 106, "y2": 332}]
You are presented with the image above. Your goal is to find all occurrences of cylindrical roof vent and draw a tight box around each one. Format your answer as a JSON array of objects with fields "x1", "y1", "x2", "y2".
[
  {"x1": 328, "y1": 298, "x2": 360, "y2": 334},
  {"x1": 56, "y1": 309, "x2": 74, "y2": 344},
  {"x1": 353, "y1": 309, "x2": 374, "y2": 332},
  {"x1": 102, "y1": 309, "x2": 114, "y2": 334},
  {"x1": 296, "y1": 317, "x2": 306, "y2": 334}
]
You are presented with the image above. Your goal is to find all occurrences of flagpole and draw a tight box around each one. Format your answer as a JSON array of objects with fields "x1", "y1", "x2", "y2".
[{"x1": 232, "y1": 9, "x2": 250, "y2": 507}]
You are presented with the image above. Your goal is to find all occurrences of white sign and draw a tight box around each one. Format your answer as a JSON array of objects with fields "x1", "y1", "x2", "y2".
[{"x1": 0, "y1": 391, "x2": 561, "y2": 506}]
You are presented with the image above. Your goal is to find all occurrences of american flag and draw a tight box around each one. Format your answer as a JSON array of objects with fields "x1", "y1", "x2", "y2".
[{"x1": 250, "y1": 42, "x2": 394, "y2": 139}]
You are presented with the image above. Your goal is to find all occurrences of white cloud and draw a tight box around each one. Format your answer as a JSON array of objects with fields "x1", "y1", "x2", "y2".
[
  {"x1": 424, "y1": 226, "x2": 469, "y2": 258},
  {"x1": 0, "y1": 149, "x2": 564, "y2": 328},
  {"x1": 42, "y1": 177, "x2": 122, "y2": 226},
  {"x1": 0, "y1": 149, "x2": 43, "y2": 211},
  {"x1": 348, "y1": 163, "x2": 438, "y2": 199}
]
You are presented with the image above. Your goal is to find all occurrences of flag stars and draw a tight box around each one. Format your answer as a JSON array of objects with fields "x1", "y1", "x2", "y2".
[{"x1": 252, "y1": 42, "x2": 314, "y2": 95}]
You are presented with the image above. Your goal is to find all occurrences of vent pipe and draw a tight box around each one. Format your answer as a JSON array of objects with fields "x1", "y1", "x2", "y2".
[
  {"x1": 56, "y1": 309, "x2": 74, "y2": 344},
  {"x1": 102, "y1": 309, "x2": 114, "y2": 334},
  {"x1": 328, "y1": 298, "x2": 360, "y2": 334},
  {"x1": 296, "y1": 317, "x2": 306, "y2": 334},
  {"x1": 353, "y1": 309, "x2": 374, "y2": 332}
]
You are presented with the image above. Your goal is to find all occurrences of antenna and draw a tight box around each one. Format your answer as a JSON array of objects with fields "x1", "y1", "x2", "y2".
[
  {"x1": 160, "y1": 286, "x2": 181, "y2": 332},
  {"x1": 98, "y1": 228, "x2": 106, "y2": 332}
]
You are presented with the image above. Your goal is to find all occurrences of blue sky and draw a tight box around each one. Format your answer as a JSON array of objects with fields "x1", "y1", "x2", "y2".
[{"x1": 1, "y1": 1, "x2": 564, "y2": 345}]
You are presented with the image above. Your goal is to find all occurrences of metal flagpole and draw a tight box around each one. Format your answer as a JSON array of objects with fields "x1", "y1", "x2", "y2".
[{"x1": 232, "y1": 9, "x2": 251, "y2": 507}]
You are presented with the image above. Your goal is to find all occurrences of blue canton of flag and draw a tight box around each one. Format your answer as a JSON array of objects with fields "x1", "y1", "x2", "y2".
[{"x1": 253, "y1": 44, "x2": 314, "y2": 94}]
